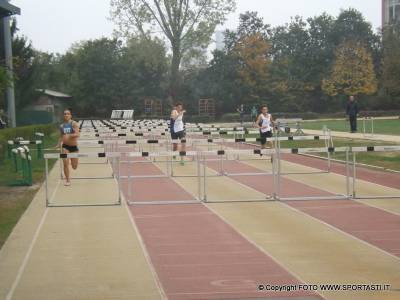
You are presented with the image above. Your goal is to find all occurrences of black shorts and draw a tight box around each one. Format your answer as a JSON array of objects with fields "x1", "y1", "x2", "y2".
[
  {"x1": 260, "y1": 131, "x2": 272, "y2": 145},
  {"x1": 171, "y1": 131, "x2": 186, "y2": 140},
  {"x1": 62, "y1": 144, "x2": 79, "y2": 153}
]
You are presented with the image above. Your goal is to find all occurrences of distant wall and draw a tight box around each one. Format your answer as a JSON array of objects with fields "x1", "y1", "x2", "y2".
[{"x1": 17, "y1": 111, "x2": 54, "y2": 126}]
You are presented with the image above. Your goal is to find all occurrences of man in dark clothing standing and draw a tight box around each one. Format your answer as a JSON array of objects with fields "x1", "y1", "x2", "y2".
[
  {"x1": 237, "y1": 104, "x2": 244, "y2": 125},
  {"x1": 346, "y1": 95, "x2": 359, "y2": 133}
]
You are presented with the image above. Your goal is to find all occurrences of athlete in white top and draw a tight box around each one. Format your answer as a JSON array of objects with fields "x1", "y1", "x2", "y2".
[
  {"x1": 173, "y1": 112, "x2": 184, "y2": 133},
  {"x1": 170, "y1": 102, "x2": 186, "y2": 165},
  {"x1": 255, "y1": 105, "x2": 274, "y2": 151}
]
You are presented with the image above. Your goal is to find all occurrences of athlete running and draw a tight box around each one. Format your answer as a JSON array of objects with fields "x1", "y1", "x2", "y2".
[
  {"x1": 56, "y1": 109, "x2": 80, "y2": 186},
  {"x1": 255, "y1": 105, "x2": 274, "y2": 158},
  {"x1": 170, "y1": 102, "x2": 186, "y2": 166}
]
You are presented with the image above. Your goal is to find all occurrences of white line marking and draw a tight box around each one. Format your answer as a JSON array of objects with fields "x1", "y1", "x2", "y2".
[
  {"x1": 6, "y1": 180, "x2": 60, "y2": 300},
  {"x1": 117, "y1": 175, "x2": 166, "y2": 300},
  {"x1": 233, "y1": 153, "x2": 400, "y2": 260},
  {"x1": 280, "y1": 201, "x2": 400, "y2": 262},
  {"x1": 239, "y1": 144, "x2": 400, "y2": 216},
  {"x1": 204, "y1": 204, "x2": 325, "y2": 300},
  {"x1": 141, "y1": 153, "x2": 324, "y2": 299},
  {"x1": 355, "y1": 200, "x2": 400, "y2": 217}
]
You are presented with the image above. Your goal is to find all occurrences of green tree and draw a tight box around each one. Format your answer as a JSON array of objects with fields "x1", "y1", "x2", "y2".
[
  {"x1": 118, "y1": 37, "x2": 169, "y2": 113},
  {"x1": 322, "y1": 39, "x2": 377, "y2": 97},
  {"x1": 64, "y1": 38, "x2": 124, "y2": 115},
  {"x1": 382, "y1": 22, "x2": 400, "y2": 96},
  {"x1": 0, "y1": 66, "x2": 10, "y2": 99},
  {"x1": 49, "y1": 37, "x2": 169, "y2": 117},
  {"x1": 233, "y1": 33, "x2": 271, "y2": 104},
  {"x1": 110, "y1": 0, "x2": 236, "y2": 98}
]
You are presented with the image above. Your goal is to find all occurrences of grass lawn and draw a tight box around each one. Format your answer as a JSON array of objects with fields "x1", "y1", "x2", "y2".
[
  {"x1": 0, "y1": 187, "x2": 38, "y2": 247},
  {"x1": 0, "y1": 130, "x2": 58, "y2": 249},
  {"x1": 301, "y1": 118, "x2": 400, "y2": 135}
]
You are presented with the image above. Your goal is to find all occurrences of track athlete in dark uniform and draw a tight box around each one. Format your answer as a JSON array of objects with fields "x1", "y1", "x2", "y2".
[{"x1": 57, "y1": 109, "x2": 80, "y2": 186}]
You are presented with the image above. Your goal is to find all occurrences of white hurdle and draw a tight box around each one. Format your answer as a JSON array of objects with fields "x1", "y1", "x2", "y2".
[
  {"x1": 44, "y1": 142, "x2": 400, "y2": 206},
  {"x1": 362, "y1": 117, "x2": 374, "y2": 137},
  {"x1": 44, "y1": 152, "x2": 122, "y2": 207}
]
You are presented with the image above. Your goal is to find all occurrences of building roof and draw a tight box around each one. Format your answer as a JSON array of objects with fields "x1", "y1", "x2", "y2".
[
  {"x1": 0, "y1": 0, "x2": 20, "y2": 17},
  {"x1": 36, "y1": 89, "x2": 72, "y2": 99}
]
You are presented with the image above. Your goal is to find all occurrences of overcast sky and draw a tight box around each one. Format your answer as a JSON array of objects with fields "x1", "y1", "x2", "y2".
[{"x1": 12, "y1": 0, "x2": 381, "y2": 54}]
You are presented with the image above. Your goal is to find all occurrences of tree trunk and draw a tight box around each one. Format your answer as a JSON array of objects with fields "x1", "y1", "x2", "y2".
[{"x1": 169, "y1": 42, "x2": 181, "y2": 101}]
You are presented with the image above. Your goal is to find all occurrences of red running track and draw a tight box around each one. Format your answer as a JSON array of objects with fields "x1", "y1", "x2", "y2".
[
  {"x1": 119, "y1": 157, "x2": 195, "y2": 203},
  {"x1": 288, "y1": 200, "x2": 400, "y2": 257},
  {"x1": 120, "y1": 159, "x2": 322, "y2": 300},
  {"x1": 205, "y1": 159, "x2": 400, "y2": 258},
  {"x1": 207, "y1": 160, "x2": 332, "y2": 199}
]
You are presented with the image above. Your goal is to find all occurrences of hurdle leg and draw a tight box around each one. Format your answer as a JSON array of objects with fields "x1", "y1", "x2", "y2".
[
  {"x1": 371, "y1": 117, "x2": 374, "y2": 137},
  {"x1": 127, "y1": 158, "x2": 132, "y2": 203},
  {"x1": 170, "y1": 152, "x2": 174, "y2": 177},
  {"x1": 45, "y1": 158, "x2": 49, "y2": 207},
  {"x1": 219, "y1": 151, "x2": 224, "y2": 175},
  {"x1": 59, "y1": 146, "x2": 63, "y2": 179},
  {"x1": 345, "y1": 150, "x2": 350, "y2": 198},
  {"x1": 325, "y1": 130, "x2": 332, "y2": 172},
  {"x1": 277, "y1": 138, "x2": 282, "y2": 200},
  {"x1": 363, "y1": 117, "x2": 366, "y2": 136},
  {"x1": 203, "y1": 154, "x2": 207, "y2": 202},
  {"x1": 352, "y1": 152, "x2": 357, "y2": 198},
  {"x1": 117, "y1": 157, "x2": 121, "y2": 205},
  {"x1": 197, "y1": 152, "x2": 201, "y2": 201},
  {"x1": 166, "y1": 150, "x2": 170, "y2": 177},
  {"x1": 272, "y1": 132, "x2": 280, "y2": 200}
]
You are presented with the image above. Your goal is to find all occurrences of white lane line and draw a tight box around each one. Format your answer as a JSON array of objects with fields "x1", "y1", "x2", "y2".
[
  {"x1": 280, "y1": 201, "x2": 400, "y2": 262},
  {"x1": 145, "y1": 154, "x2": 323, "y2": 299},
  {"x1": 238, "y1": 147, "x2": 400, "y2": 217},
  {"x1": 233, "y1": 156, "x2": 400, "y2": 260},
  {"x1": 116, "y1": 175, "x2": 167, "y2": 300},
  {"x1": 204, "y1": 204, "x2": 325, "y2": 300},
  {"x1": 6, "y1": 180, "x2": 60, "y2": 300}
]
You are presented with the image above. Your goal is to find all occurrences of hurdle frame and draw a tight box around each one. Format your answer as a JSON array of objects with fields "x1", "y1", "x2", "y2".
[
  {"x1": 236, "y1": 130, "x2": 334, "y2": 176},
  {"x1": 58, "y1": 142, "x2": 114, "y2": 179},
  {"x1": 124, "y1": 151, "x2": 203, "y2": 205},
  {"x1": 362, "y1": 117, "x2": 374, "y2": 137},
  {"x1": 60, "y1": 118, "x2": 400, "y2": 204},
  {"x1": 273, "y1": 145, "x2": 353, "y2": 201},
  {"x1": 199, "y1": 149, "x2": 278, "y2": 203},
  {"x1": 351, "y1": 146, "x2": 400, "y2": 199},
  {"x1": 45, "y1": 152, "x2": 122, "y2": 207}
]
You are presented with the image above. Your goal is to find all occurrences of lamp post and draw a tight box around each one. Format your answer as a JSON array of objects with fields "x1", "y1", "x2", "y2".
[{"x1": 1, "y1": 0, "x2": 20, "y2": 128}]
